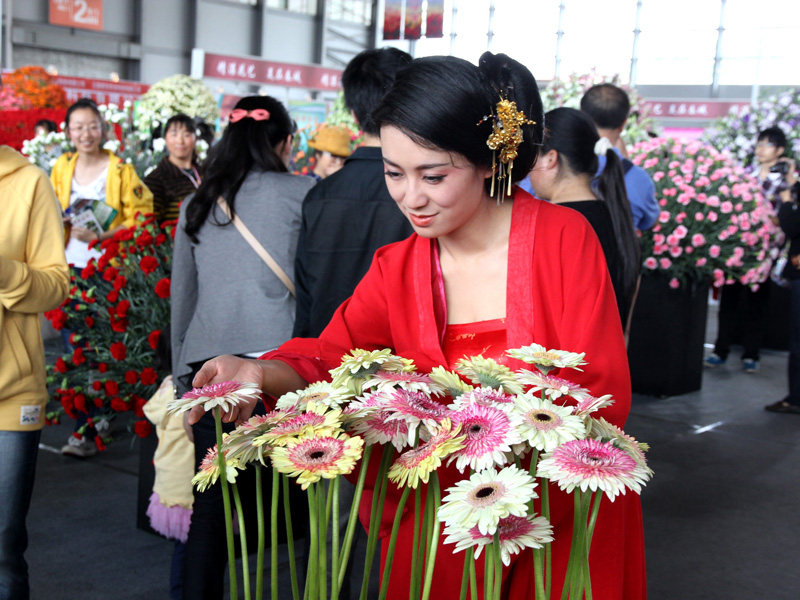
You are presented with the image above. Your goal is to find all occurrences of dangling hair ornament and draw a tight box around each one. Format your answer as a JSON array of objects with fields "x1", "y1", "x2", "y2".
[
  {"x1": 477, "y1": 95, "x2": 535, "y2": 203},
  {"x1": 594, "y1": 137, "x2": 614, "y2": 156}
]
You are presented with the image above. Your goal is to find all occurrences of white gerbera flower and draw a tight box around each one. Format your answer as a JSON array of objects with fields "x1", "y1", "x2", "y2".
[
  {"x1": 437, "y1": 465, "x2": 537, "y2": 535},
  {"x1": 275, "y1": 381, "x2": 350, "y2": 411},
  {"x1": 455, "y1": 356, "x2": 523, "y2": 395},
  {"x1": 507, "y1": 343, "x2": 586, "y2": 374},
  {"x1": 511, "y1": 392, "x2": 587, "y2": 452},
  {"x1": 443, "y1": 513, "x2": 554, "y2": 565}
]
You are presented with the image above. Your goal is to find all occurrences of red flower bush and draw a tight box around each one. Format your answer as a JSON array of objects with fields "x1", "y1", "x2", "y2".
[
  {"x1": 134, "y1": 420, "x2": 152, "y2": 438},
  {"x1": 44, "y1": 215, "x2": 175, "y2": 449}
]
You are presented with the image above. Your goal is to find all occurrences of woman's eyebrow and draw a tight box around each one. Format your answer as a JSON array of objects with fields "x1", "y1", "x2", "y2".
[{"x1": 383, "y1": 157, "x2": 450, "y2": 170}]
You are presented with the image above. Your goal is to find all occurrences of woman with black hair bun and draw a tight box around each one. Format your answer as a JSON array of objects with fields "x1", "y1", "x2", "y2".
[
  {"x1": 185, "y1": 54, "x2": 645, "y2": 599},
  {"x1": 529, "y1": 107, "x2": 641, "y2": 337},
  {"x1": 171, "y1": 94, "x2": 314, "y2": 599}
]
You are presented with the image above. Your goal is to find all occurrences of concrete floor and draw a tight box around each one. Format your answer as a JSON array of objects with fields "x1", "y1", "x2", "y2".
[{"x1": 26, "y1": 301, "x2": 800, "y2": 599}]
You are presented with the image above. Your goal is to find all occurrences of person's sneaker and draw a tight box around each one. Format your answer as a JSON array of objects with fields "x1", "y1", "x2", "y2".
[
  {"x1": 61, "y1": 435, "x2": 98, "y2": 458},
  {"x1": 703, "y1": 353, "x2": 726, "y2": 367},
  {"x1": 765, "y1": 399, "x2": 800, "y2": 415},
  {"x1": 743, "y1": 359, "x2": 760, "y2": 373}
]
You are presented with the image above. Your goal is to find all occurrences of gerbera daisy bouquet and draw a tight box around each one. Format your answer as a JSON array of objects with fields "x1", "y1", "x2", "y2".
[{"x1": 177, "y1": 344, "x2": 652, "y2": 600}]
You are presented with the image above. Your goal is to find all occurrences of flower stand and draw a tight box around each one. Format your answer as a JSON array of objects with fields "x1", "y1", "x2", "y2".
[{"x1": 628, "y1": 273, "x2": 710, "y2": 397}]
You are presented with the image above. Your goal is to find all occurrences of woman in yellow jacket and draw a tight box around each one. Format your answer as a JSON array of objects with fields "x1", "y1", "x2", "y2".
[
  {"x1": 50, "y1": 98, "x2": 153, "y2": 457},
  {"x1": 50, "y1": 98, "x2": 153, "y2": 275}
]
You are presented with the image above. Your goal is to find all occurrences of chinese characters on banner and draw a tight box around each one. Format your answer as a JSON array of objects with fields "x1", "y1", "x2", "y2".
[
  {"x1": 202, "y1": 53, "x2": 343, "y2": 92},
  {"x1": 643, "y1": 100, "x2": 750, "y2": 119},
  {"x1": 54, "y1": 76, "x2": 149, "y2": 105},
  {"x1": 383, "y1": 0, "x2": 444, "y2": 40},
  {"x1": 49, "y1": 0, "x2": 103, "y2": 31}
]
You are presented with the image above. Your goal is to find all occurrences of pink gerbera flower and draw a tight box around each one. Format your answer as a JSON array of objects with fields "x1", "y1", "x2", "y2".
[
  {"x1": 571, "y1": 394, "x2": 615, "y2": 417},
  {"x1": 168, "y1": 380, "x2": 262, "y2": 414},
  {"x1": 444, "y1": 513, "x2": 554, "y2": 565},
  {"x1": 448, "y1": 399, "x2": 522, "y2": 472},
  {"x1": 536, "y1": 438, "x2": 651, "y2": 501},
  {"x1": 349, "y1": 404, "x2": 411, "y2": 452},
  {"x1": 255, "y1": 403, "x2": 342, "y2": 447},
  {"x1": 516, "y1": 370, "x2": 592, "y2": 402},
  {"x1": 362, "y1": 370, "x2": 446, "y2": 395},
  {"x1": 383, "y1": 388, "x2": 448, "y2": 443},
  {"x1": 271, "y1": 433, "x2": 364, "y2": 490},
  {"x1": 450, "y1": 386, "x2": 515, "y2": 409}
]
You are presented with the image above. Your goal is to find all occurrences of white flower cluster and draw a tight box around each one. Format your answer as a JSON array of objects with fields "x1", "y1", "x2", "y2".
[{"x1": 134, "y1": 74, "x2": 219, "y2": 133}]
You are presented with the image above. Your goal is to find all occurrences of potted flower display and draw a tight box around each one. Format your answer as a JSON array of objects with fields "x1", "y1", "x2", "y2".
[{"x1": 626, "y1": 137, "x2": 779, "y2": 396}]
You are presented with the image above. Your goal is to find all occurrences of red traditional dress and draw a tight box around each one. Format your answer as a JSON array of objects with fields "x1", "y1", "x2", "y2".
[{"x1": 265, "y1": 190, "x2": 646, "y2": 599}]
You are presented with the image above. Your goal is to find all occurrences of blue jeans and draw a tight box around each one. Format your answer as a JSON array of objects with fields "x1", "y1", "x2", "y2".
[
  {"x1": 0, "y1": 429, "x2": 41, "y2": 600},
  {"x1": 788, "y1": 280, "x2": 800, "y2": 405}
]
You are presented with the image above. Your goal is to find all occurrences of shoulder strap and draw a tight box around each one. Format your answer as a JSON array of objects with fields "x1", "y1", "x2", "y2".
[{"x1": 216, "y1": 197, "x2": 296, "y2": 297}]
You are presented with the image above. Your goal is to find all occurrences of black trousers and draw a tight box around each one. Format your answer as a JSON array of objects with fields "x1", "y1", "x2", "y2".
[{"x1": 714, "y1": 281, "x2": 771, "y2": 361}]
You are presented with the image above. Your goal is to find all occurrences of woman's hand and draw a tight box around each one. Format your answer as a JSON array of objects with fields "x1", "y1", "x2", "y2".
[
  {"x1": 71, "y1": 226, "x2": 100, "y2": 243},
  {"x1": 187, "y1": 355, "x2": 266, "y2": 425}
]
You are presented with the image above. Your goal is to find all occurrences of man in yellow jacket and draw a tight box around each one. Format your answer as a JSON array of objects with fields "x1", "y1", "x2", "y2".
[{"x1": 0, "y1": 146, "x2": 69, "y2": 599}]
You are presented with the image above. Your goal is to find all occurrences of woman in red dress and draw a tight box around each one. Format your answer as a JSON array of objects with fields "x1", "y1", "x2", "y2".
[{"x1": 189, "y1": 53, "x2": 646, "y2": 599}]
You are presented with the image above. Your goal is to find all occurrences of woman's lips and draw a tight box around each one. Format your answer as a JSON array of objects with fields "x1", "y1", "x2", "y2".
[{"x1": 408, "y1": 213, "x2": 436, "y2": 227}]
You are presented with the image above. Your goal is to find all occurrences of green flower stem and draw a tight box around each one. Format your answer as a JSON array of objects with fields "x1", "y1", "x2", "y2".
[
  {"x1": 331, "y1": 477, "x2": 341, "y2": 600},
  {"x1": 587, "y1": 492, "x2": 602, "y2": 547},
  {"x1": 493, "y1": 532, "x2": 503, "y2": 600},
  {"x1": 569, "y1": 492, "x2": 592, "y2": 600},
  {"x1": 527, "y1": 449, "x2": 539, "y2": 514},
  {"x1": 459, "y1": 549, "x2": 470, "y2": 600},
  {"x1": 484, "y1": 542, "x2": 494, "y2": 600},
  {"x1": 213, "y1": 407, "x2": 238, "y2": 600},
  {"x1": 233, "y1": 484, "x2": 252, "y2": 600},
  {"x1": 267, "y1": 467, "x2": 277, "y2": 600},
  {"x1": 532, "y1": 548, "x2": 546, "y2": 600},
  {"x1": 377, "y1": 485, "x2": 412, "y2": 600},
  {"x1": 282, "y1": 475, "x2": 300, "y2": 600},
  {"x1": 420, "y1": 473, "x2": 442, "y2": 600},
  {"x1": 305, "y1": 484, "x2": 319, "y2": 600},
  {"x1": 541, "y1": 478, "x2": 551, "y2": 600},
  {"x1": 337, "y1": 445, "x2": 372, "y2": 591},
  {"x1": 560, "y1": 492, "x2": 582, "y2": 600},
  {"x1": 409, "y1": 485, "x2": 421, "y2": 600},
  {"x1": 358, "y1": 445, "x2": 393, "y2": 600},
  {"x1": 468, "y1": 554, "x2": 478, "y2": 600},
  {"x1": 319, "y1": 480, "x2": 330, "y2": 600}
]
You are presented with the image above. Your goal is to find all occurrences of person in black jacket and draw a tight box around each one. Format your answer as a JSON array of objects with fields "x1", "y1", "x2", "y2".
[
  {"x1": 292, "y1": 47, "x2": 413, "y2": 339},
  {"x1": 766, "y1": 181, "x2": 800, "y2": 414}
]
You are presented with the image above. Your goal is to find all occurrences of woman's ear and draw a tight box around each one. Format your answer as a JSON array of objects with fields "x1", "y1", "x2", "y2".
[
  {"x1": 542, "y1": 149, "x2": 559, "y2": 171},
  {"x1": 279, "y1": 134, "x2": 293, "y2": 166}
]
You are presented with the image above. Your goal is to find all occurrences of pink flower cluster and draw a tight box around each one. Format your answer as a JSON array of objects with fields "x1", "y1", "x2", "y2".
[{"x1": 632, "y1": 138, "x2": 780, "y2": 289}]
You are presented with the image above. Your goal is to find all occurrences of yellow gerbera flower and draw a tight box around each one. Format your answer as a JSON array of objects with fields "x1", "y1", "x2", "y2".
[
  {"x1": 388, "y1": 418, "x2": 466, "y2": 489},
  {"x1": 255, "y1": 401, "x2": 342, "y2": 447},
  {"x1": 270, "y1": 433, "x2": 364, "y2": 490},
  {"x1": 455, "y1": 356, "x2": 523, "y2": 395},
  {"x1": 429, "y1": 366, "x2": 474, "y2": 398}
]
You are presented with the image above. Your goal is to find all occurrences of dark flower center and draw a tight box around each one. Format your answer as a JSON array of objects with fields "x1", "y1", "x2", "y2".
[
  {"x1": 470, "y1": 424, "x2": 483, "y2": 435},
  {"x1": 309, "y1": 451, "x2": 325, "y2": 460},
  {"x1": 475, "y1": 486, "x2": 495, "y2": 499},
  {"x1": 535, "y1": 413, "x2": 552, "y2": 422}
]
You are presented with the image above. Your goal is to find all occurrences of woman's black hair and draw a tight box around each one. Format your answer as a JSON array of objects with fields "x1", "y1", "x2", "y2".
[
  {"x1": 371, "y1": 52, "x2": 544, "y2": 192},
  {"x1": 183, "y1": 95, "x2": 293, "y2": 243},
  {"x1": 542, "y1": 107, "x2": 641, "y2": 305},
  {"x1": 163, "y1": 113, "x2": 196, "y2": 137},
  {"x1": 35, "y1": 119, "x2": 58, "y2": 133},
  {"x1": 65, "y1": 98, "x2": 103, "y2": 128}
]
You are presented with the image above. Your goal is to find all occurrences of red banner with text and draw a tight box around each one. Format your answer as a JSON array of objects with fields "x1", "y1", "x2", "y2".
[
  {"x1": 49, "y1": 0, "x2": 103, "y2": 31},
  {"x1": 202, "y1": 52, "x2": 343, "y2": 91},
  {"x1": 53, "y1": 75, "x2": 149, "y2": 105},
  {"x1": 643, "y1": 99, "x2": 750, "y2": 119}
]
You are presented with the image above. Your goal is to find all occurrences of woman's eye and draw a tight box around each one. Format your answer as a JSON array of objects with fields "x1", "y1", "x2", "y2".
[
  {"x1": 423, "y1": 175, "x2": 444, "y2": 183},
  {"x1": 384, "y1": 170, "x2": 402, "y2": 179}
]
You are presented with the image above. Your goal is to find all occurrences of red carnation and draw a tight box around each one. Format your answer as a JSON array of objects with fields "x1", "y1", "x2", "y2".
[
  {"x1": 110, "y1": 342, "x2": 127, "y2": 361},
  {"x1": 140, "y1": 367, "x2": 158, "y2": 386},
  {"x1": 110, "y1": 397, "x2": 128, "y2": 412},
  {"x1": 94, "y1": 398, "x2": 104, "y2": 408},
  {"x1": 95, "y1": 436, "x2": 106, "y2": 451},
  {"x1": 155, "y1": 233, "x2": 166, "y2": 246},
  {"x1": 47, "y1": 309, "x2": 69, "y2": 331},
  {"x1": 92, "y1": 381, "x2": 102, "y2": 392},
  {"x1": 80, "y1": 262, "x2": 97, "y2": 279},
  {"x1": 110, "y1": 316, "x2": 129, "y2": 333},
  {"x1": 134, "y1": 420, "x2": 152, "y2": 438},
  {"x1": 105, "y1": 380, "x2": 119, "y2": 396},
  {"x1": 98, "y1": 362, "x2": 108, "y2": 373},
  {"x1": 154, "y1": 278, "x2": 171, "y2": 299},
  {"x1": 136, "y1": 231, "x2": 154, "y2": 247},
  {"x1": 54, "y1": 357, "x2": 67, "y2": 373},
  {"x1": 106, "y1": 289, "x2": 119, "y2": 304},
  {"x1": 97, "y1": 255, "x2": 110, "y2": 271},
  {"x1": 102, "y1": 241, "x2": 120, "y2": 260},
  {"x1": 114, "y1": 228, "x2": 134, "y2": 242},
  {"x1": 74, "y1": 393, "x2": 87, "y2": 413},
  {"x1": 139, "y1": 255, "x2": 159, "y2": 275},
  {"x1": 133, "y1": 396, "x2": 147, "y2": 417},
  {"x1": 148, "y1": 330, "x2": 161, "y2": 350},
  {"x1": 72, "y1": 347, "x2": 86, "y2": 366},
  {"x1": 115, "y1": 300, "x2": 131, "y2": 317},
  {"x1": 80, "y1": 290, "x2": 95, "y2": 304},
  {"x1": 125, "y1": 370, "x2": 139, "y2": 385},
  {"x1": 102, "y1": 267, "x2": 118, "y2": 282},
  {"x1": 113, "y1": 275, "x2": 128, "y2": 291},
  {"x1": 85, "y1": 316, "x2": 94, "y2": 328},
  {"x1": 88, "y1": 238, "x2": 100, "y2": 250}
]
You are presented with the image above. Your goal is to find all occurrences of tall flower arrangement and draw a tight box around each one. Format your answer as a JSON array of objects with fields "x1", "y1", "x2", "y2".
[
  {"x1": 1, "y1": 66, "x2": 68, "y2": 108},
  {"x1": 169, "y1": 345, "x2": 652, "y2": 600},
  {"x1": 44, "y1": 215, "x2": 175, "y2": 447},
  {"x1": 541, "y1": 70, "x2": 659, "y2": 145},
  {"x1": 134, "y1": 74, "x2": 220, "y2": 134},
  {"x1": 631, "y1": 137, "x2": 779, "y2": 289},
  {"x1": 703, "y1": 88, "x2": 800, "y2": 166}
]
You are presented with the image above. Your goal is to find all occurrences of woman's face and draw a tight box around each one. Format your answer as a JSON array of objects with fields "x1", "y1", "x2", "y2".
[
  {"x1": 67, "y1": 108, "x2": 103, "y2": 155},
  {"x1": 165, "y1": 124, "x2": 196, "y2": 162},
  {"x1": 380, "y1": 125, "x2": 492, "y2": 239}
]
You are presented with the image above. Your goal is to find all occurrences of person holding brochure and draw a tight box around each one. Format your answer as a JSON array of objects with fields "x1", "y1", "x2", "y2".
[{"x1": 49, "y1": 98, "x2": 153, "y2": 457}]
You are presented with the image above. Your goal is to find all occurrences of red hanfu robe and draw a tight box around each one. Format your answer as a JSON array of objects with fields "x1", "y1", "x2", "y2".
[{"x1": 265, "y1": 190, "x2": 647, "y2": 599}]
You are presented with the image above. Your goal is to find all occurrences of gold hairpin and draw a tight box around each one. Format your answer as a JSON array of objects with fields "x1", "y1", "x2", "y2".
[{"x1": 478, "y1": 97, "x2": 535, "y2": 202}]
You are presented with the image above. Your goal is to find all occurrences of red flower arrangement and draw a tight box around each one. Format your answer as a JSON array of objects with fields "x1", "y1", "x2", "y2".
[
  {"x1": 45, "y1": 215, "x2": 175, "y2": 447},
  {"x1": 1, "y1": 66, "x2": 68, "y2": 109}
]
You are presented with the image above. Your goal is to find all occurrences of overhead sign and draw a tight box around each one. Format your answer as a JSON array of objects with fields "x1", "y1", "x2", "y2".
[
  {"x1": 198, "y1": 51, "x2": 343, "y2": 92},
  {"x1": 54, "y1": 75, "x2": 149, "y2": 105},
  {"x1": 49, "y1": 0, "x2": 103, "y2": 31},
  {"x1": 643, "y1": 100, "x2": 750, "y2": 119}
]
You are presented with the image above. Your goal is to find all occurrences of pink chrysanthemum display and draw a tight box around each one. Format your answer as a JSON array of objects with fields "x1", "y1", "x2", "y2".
[
  {"x1": 192, "y1": 443, "x2": 241, "y2": 492},
  {"x1": 388, "y1": 419, "x2": 465, "y2": 489},
  {"x1": 537, "y1": 438, "x2": 651, "y2": 501},
  {"x1": 447, "y1": 399, "x2": 522, "y2": 472},
  {"x1": 443, "y1": 513, "x2": 554, "y2": 565},
  {"x1": 383, "y1": 388, "x2": 449, "y2": 443},
  {"x1": 270, "y1": 433, "x2": 364, "y2": 490},
  {"x1": 516, "y1": 371, "x2": 592, "y2": 402},
  {"x1": 168, "y1": 380, "x2": 262, "y2": 414},
  {"x1": 511, "y1": 392, "x2": 587, "y2": 452},
  {"x1": 438, "y1": 466, "x2": 536, "y2": 535}
]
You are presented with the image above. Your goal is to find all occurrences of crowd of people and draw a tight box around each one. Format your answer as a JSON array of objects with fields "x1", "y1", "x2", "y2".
[{"x1": 2, "y1": 44, "x2": 799, "y2": 600}]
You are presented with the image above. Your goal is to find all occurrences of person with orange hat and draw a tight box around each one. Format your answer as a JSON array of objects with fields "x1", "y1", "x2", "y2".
[{"x1": 307, "y1": 124, "x2": 352, "y2": 180}]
